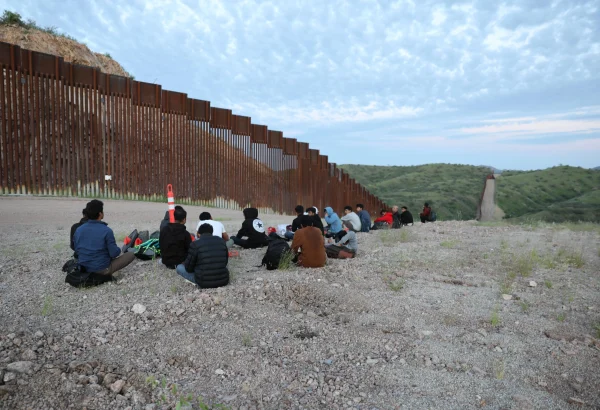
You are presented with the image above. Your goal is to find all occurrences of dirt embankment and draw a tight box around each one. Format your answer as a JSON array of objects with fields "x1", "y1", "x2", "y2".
[{"x1": 0, "y1": 25, "x2": 130, "y2": 77}]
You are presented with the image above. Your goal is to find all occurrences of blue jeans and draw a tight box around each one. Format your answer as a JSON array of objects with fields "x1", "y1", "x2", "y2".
[
  {"x1": 176, "y1": 264, "x2": 196, "y2": 284},
  {"x1": 284, "y1": 231, "x2": 294, "y2": 240}
]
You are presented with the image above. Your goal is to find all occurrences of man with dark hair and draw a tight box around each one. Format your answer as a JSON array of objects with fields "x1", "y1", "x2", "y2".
[
  {"x1": 307, "y1": 207, "x2": 324, "y2": 234},
  {"x1": 341, "y1": 205, "x2": 361, "y2": 233},
  {"x1": 160, "y1": 205, "x2": 184, "y2": 232},
  {"x1": 176, "y1": 223, "x2": 229, "y2": 288},
  {"x1": 291, "y1": 216, "x2": 326, "y2": 268},
  {"x1": 70, "y1": 208, "x2": 88, "y2": 254},
  {"x1": 400, "y1": 206, "x2": 414, "y2": 225},
  {"x1": 356, "y1": 204, "x2": 371, "y2": 233},
  {"x1": 74, "y1": 199, "x2": 135, "y2": 278},
  {"x1": 231, "y1": 208, "x2": 269, "y2": 249},
  {"x1": 159, "y1": 207, "x2": 192, "y2": 269},
  {"x1": 196, "y1": 211, "x2": 232, "y2": 247},
  {"x1": 420, "y1": 202, "x2": 432, "y2": 223},
  {"x1": 285, "y1": 205, "x2": 305, "y2": 240}
]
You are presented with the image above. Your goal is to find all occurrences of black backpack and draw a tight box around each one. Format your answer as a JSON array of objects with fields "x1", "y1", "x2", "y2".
[
  {"x1": 261, "y1": 239, "x2": 290, "y2": 270},
  {"x1": 62, "y1": 259, "x2": 114, "y2": 288}
]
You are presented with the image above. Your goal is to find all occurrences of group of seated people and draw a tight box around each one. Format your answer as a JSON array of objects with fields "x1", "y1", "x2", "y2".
[{"x1": 69, "y1": 199, "x2": 435, "y2": 290}]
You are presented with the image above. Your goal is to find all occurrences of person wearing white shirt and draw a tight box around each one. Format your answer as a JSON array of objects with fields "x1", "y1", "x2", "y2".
[{"x1": 196, "y1": 212, "x2": 233, "y2": 248}]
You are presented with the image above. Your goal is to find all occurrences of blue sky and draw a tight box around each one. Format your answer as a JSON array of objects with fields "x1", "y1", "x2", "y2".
[{"x1": 8, "y1": 0, "x2": 600, "y2": 170}]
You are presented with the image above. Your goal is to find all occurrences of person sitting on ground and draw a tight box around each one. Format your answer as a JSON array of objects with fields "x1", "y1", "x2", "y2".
[
  {"x1": 341, "y1": 205, "x2": 362, "y2": 232},
  {"x1": 356, "y1": 204, "x2": 371, "y2": 233},
  {"x1": 176, "y1": 223, "x2": 229, "y2": 288},
  {"x1": 372, "y1": 209, "x2": 393, "y2": 229},
  {"x1": 70, "y1": 208, "x2": 88, "y2": 255},
  {"x1": 74, "y1": 199, "x2": 135, "y2": 277},
  {"x1": 159, "y1": 207, "x2": 193, "y2": 269},
  {"x1": 160, "y1": 205, "x2": 184, "y2": 232},
  {"x1": 291, "y1": 216, "x2": 326, "y2": 268},
  {"x1": 307, "y1": 207, "x2": 324, "y2": 234},
  {"x1": 400, "y1": 206, "x2": 414, "y2": 225},
  {"x1": 230, "y1": 207, "x2": 269, "y2": 248},
  {"x1": 197, "y1": 212, "x2": 233, "y2": 248},
  {"x1": 391, "y1": 205, "x2": 403, "y2": 229},
  {"x1": 285, "y1": 205, "x2": 305, "y2": 240},
  {"x1": 420, "y1": 202, "x2": 432, "y2": 223},
  {"x1": 333, "y1": 227, "x2": 358, "y2": 255},
  {"x1": 324, "y1": 206, "x2": 343, "y2": 237}
]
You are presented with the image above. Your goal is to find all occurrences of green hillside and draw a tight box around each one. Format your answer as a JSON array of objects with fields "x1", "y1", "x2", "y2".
[
  {"x1": 339, "y1": 163, "x2": 492, "y2": 220},
  {"x1": 496, "y1": 166, "x2": 600, "y2": 222}
]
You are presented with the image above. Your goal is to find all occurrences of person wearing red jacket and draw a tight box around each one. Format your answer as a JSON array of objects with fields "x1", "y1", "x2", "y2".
[
  {"x1": 372, "y1": 209, "x2": 393, "y2": 229},
  {"x1": 420, "y1": 202, "x2": 432, "y2": 223}
]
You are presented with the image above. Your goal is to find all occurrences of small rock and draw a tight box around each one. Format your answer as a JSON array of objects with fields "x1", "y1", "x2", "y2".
[
  {"x1": 64, "y1": 335, "x2": 75, "y2": 343},
  {"x1": 512, "y1": 394, "x2": 534, "y2": 410},
  {"x1": 6, "y1": 361, "x2": 34, "y2": 374},
  {"x1": 131, "y1": 304, "x2": 146, "y2": 314},
  {"x1": 471, "y1": 366, "x2": 485, "y2": 376},
  {"x1": 3, "y1": 372, "x2": 16, "y2": 383},
  {"x1": 21, "y1": 349, "x2": 37, "y2": 361},
  {"x1": 34, "y1": 331, "x2": 44, "y2": 339},
  {"x1": 110, "y1": 379, "x2": 126, "y2": 394},
  {"x1": 529, "y1": 281, "x2": 537, "y2": 287},
  {"x1": 421, "y1": 331, "x2": 433, "y2": 337},
  {"x1": 176, "y1": 309, "x2": 185, "y2": 316},
  {"x1": 494, "y1": 346, "x2": 502, "y2": 353},
  {"x1": 568, "y1": 397, "x2": 585, "y2": 406},
  {"x1": 215, "y1": 369, "x2": 225, "y2": 375},
  {"x1": 288, "y1": 301, "x2": 302, "y2": 312},
  {"x1": 570, "y1": 383, "x2": 582, "y2": 393},
  {"x1": 307, "y1": 311, "x2": 318, "y2": 318},
  {"x1": 502, "y1": 294, "x2": 512, "y2": 300},
  {"x1": 366, "y1": 359, "x2": 379, "y2": 365},
  {"x1": 477, "y1": 328, "x2": 488, "y2": 337}
]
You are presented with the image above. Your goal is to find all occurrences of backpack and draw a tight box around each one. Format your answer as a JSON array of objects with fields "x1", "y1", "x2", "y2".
[
  {"x1": 261, "y1": 239, "x2": 290, "y2": 270},
  {"x1": 131, "y1": 238, "x2": 161, "y2": 260},
  {"x1": 372, "y1": 222, "x2": 390, "y2": 231},
  {"x1": 62, "y1": 259, "x2": 114, "y2": 288},
  {"x1": 430, "y1": 211, "x2": 437, "y2": 222}
]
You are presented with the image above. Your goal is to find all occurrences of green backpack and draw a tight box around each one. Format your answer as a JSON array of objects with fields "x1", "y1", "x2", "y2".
[{"x1": 129, "y1": 238, "x2": 161, "y2": 260}]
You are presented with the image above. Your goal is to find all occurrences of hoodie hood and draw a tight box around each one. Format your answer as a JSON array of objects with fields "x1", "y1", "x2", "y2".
[
  {"x1": 324, "y1": 207, "x2": 335, "y2": 216},
  {"x1": 243, "y1": 207, "x2": 259, "y2": 219}
]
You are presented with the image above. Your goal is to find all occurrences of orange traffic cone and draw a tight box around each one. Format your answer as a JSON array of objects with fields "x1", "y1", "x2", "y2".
[{"x1": 167, "y1": 184, "x2": 175, "y2": 223}]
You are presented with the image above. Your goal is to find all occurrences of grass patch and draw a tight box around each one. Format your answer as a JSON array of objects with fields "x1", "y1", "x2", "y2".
[
  {"x1": 443, "y1": 315, "x2": 458, "y2": 326},
  {"x1": 41, "y1": 295, "x2": 53, "y2": 316},
  {"x1": 557, "y1": 312, "x2": 566, "y2": 322},
  {"x1": 241, "y1": 333, "x2": 252, "y2": 347},
  {"x1": 440, "y1": 239, "x2": 459, "y2": 248},
  {"x1": 493, "y1": 359, "x2": 505, "y2": 380},
  {"x1": 399, "y1": 230, "x2": 413, "y2": 243},
  {"x1": 593, "y1": 323, "x2": 600, "y2": 339},
  {"x1": 490, "y1": 306, "x2": 501, "y2": 327},
  {"x1": 277, "y1": 250, "x2": 296, "y2": 270},
  {"x1": 170, "y1": 285, "x2": 178, "y2": 294},
  {"x1": 386, "y1": 277, "x2": 405, "y2": 292},
  {"x1": 544, "y1": 280, "x2": 553, "y2": 289},
  {"x1": 519, "y1": 301, "x2": 530, "y2": 313}
]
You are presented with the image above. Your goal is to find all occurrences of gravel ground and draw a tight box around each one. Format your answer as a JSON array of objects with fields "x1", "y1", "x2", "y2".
[{"x1": 0, "y1": 197, "x2": 599, "y2": 410}]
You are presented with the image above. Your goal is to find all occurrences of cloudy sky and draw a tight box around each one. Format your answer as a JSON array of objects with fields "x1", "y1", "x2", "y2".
[{"x1": 8, "y1": 0, "x2": 600, "y2": 170}]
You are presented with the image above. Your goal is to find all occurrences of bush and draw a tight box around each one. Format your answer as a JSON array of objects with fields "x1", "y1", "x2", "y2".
[{"x1": 1, "y1": 10, "x2": 24, "y2": 25}]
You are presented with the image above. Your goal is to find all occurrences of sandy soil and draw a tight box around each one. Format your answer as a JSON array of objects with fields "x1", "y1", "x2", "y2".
[{"x1": 0, "y1": 197, "x2": 599, "y2": 410}]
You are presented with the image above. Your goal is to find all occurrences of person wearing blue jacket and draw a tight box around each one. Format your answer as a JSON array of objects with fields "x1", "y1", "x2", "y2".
[
  {"x1": 74, "y1": 199, "x2": 135, "y2": 277},
  {"x1": 356, "y1": 204, "x2": 371, "y2": 233},
  {"x1": 324, "y1": 206, "x2": 343, "y2": 238}
]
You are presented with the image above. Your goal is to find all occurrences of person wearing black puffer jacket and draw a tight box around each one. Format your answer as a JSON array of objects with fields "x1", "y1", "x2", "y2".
[
  {"x1": 230, "y1": 207, "x2": 269, "y2": 249},
  {"x1": 176, "y1": 223, "x2": 229, "y2": 288}
]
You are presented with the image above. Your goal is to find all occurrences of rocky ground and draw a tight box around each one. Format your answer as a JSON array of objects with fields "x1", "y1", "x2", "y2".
[{"x1": 0, "y1": 197, "x2": 599, "y2": 410}]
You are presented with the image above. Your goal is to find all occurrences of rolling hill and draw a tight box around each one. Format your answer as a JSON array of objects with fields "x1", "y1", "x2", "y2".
[
  {"x1": 496, "y1": 166, "x2": 600, "y2": 222},
  {"x1": 341, "y1": 164, "x2": 600, "y2": 223},
  {"x1": 339, "y1": 163, "x2": 492, "y2": 221}
]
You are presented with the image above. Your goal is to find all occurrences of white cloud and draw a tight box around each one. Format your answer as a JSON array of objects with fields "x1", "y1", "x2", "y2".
[{"x1": 432, "y1": 8, "x2": 447, "y2": 26}]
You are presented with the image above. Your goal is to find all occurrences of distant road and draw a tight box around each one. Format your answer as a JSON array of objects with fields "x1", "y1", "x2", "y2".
[{"x1": 479, "y1": 178, "x2": 496, "y2": 222}]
